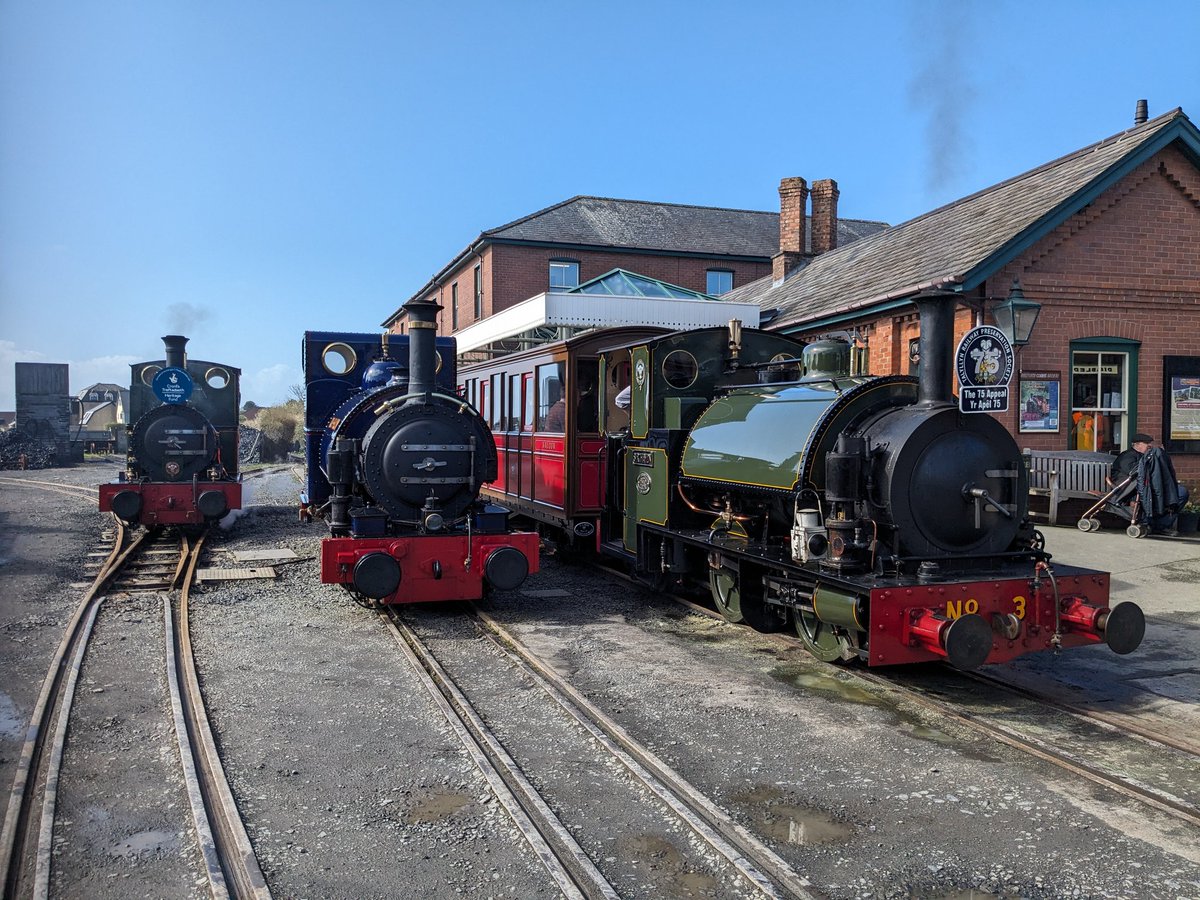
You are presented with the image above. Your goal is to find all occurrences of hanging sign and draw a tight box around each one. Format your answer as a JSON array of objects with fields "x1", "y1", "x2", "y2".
[
  {"x1": 954, "y1": 325, "x2": 1013, "y2": 414},
  {"x1": 152, "y1": 366, "x2": 194, "y2": 405}
]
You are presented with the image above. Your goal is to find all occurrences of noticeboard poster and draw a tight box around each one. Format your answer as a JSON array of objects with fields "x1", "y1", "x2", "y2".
[
  {"x1": 1018, "y1": 371, "x2": 1060, "y2": 433},
  {"x1": 1169, "y1": 376, "x2": 1200, "y2": 441}
]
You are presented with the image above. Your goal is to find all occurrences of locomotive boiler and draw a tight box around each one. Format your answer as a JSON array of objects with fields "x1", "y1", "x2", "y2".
[
  {"x1": 301, "y1": 298, "x2": 538, "y2": 603},
  {"x1": 99, "y1": 335, "x2": 242, "y2": 527},
  {"x1": 602, "y1": 293, "x2": 1145, "y2": 669}
]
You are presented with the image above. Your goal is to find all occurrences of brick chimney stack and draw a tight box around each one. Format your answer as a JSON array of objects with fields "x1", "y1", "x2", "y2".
[
  {"x1": 811, "y1": 178, "x2": 840, "y2": 255},
  {"x1": 772, "y1": 177, "x2": 808, "y2": 283}
]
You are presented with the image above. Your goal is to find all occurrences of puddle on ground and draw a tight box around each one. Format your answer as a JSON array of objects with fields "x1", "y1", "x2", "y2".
[
  {"x1": 403, "y1": 790, "x2": 471, "y2": 824},
  {"x1": 615, "y1": 833, "x2": 718, "y2": 895},
  {"x1": 732, "y1": 785, "x2": 853, "y2": 846},
  {"x1": 0, "y1": 692, "x2": 24, "y2": 739},
  {"x1": 109, "y1": 829, "x2": 179, "y2": 857},
  {"x1": 892, "y1": 708, "x2": 957, "y2": 745},
  {"x1": 769, "y1": 665, "x2": 883, "y2": 706}
]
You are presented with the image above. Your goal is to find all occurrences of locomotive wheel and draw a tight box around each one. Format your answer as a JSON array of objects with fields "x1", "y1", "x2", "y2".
[
  {"x1": 709, "y1": 568, "x2": 744, "y2": 624},
  {"x1": 794, "y1": 609, "x2": 853, "y2": 663}
]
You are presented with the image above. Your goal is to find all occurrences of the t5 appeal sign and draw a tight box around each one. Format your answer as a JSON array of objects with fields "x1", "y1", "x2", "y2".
[{"x1": 955, "y1": 325, "x2": 1013, "y2": 413}]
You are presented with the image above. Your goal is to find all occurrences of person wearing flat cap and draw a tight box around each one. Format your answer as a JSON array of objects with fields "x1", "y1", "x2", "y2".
[{"x1": 1109, "y1": 433, "x2": 1154, "y2": 486}]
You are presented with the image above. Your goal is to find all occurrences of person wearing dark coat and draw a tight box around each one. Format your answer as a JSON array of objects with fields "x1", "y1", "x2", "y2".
[
  {"x1": 1136, "y1": 442, "x2": 1188, "y2": 534},
  {"x1": 1110, "y1": 433, "x2": 1153, "y2": 485}
]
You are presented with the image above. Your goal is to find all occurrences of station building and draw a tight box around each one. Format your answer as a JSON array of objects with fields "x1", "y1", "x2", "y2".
[
  {"x1": 381, "y1": 193, "x2": 887, "y2": 354},
  {"x1": 730, "y1": 104, "x2": 1200, "y2": 486}
]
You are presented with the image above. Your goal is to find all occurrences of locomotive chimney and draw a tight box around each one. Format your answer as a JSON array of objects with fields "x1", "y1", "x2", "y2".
[
  {"x1": 913, "y1": 293, "x2": 956, "y2": 407},
  {"x1": 402, "y1": 297, "x2": 442, "y2": 401},
  {"x1": 162, "y1": 335, "x2": 188, "y2": 370}
]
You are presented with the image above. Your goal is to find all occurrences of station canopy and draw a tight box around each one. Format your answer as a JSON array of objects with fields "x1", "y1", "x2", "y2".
[{"x1": 455, "y1": 269, "x2": 761, "y2": 359}]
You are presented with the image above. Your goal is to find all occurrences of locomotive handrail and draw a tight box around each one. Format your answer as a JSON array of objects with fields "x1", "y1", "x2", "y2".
[{"x1": 372, "y1": 391, "x2": 471, "y2": 416}]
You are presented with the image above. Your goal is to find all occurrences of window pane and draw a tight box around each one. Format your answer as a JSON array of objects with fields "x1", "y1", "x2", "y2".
[
  {"x1": 523, "y1": 375, "x2": 534, "y2": 431},
  {"x1": 575, "y1": 359, "x2": 600, "y2": 433},
  {"x1": 491, "y1": 374, "x2": 504, "y2": 429},
  {"x1": 509, "y1": 374, "x2": 521, "y2": 431},
  {"x1": 707, "y1": 270, "x2": 733, "y2": 295},
  {"x1": 549, "y1": 261, "x2": 579, "y2": 289},
  {"x1": 536, "y1": 362, "x2": 566, "y2": 432}
]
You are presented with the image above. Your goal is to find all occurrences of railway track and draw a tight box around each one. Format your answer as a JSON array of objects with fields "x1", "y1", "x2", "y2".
[
  {"x1": 0, "y1": 478, "x2": 97, "y2": 504},
  {"x1": 381, "y1": 603, "x2": 819, "y2": 899},
  {"x1": 592, "y1": 560, "x2": 1200, "y2": 833},
  {"x1": 0, "y1": 518, "x2": 269, "y2": 900}
]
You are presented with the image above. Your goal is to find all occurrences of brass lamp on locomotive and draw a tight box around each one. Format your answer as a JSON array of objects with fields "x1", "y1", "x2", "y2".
[
  {"x1": 301, "y1": 298, "x2": 538, "y2": 603},
  {"x1": 99, "y1": 335, "x2": 242, "y2": 527},
  {"x1": 599, "y1": 293, "x2": 1144, "y2": 669}
]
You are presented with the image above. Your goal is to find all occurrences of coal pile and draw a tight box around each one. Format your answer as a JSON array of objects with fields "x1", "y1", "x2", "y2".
[
  {"x1": 238, "y1": 426, "x2": 262, "y2": 465},
  {"x1": 0, "y1": 430, "x2": 58, "y2": 469}
]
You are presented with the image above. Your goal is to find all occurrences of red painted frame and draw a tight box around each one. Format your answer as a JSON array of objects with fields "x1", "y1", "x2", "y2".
[
  {"x1": 98, "y1": 481, "x2": 242, "y2": 526},
  {"x1": 320, "y1": 531, "x2": 541, "y2": 604}
]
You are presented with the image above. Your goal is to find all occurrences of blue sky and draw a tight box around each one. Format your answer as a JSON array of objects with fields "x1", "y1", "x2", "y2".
[{"x1": 2, "y1": 0, "x2": 1198, "y2": 409}]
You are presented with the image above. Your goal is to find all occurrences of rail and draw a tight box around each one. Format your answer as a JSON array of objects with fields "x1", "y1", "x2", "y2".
[{"x1": 1023, "y1": 448, "x2": 1115, "y2": 525}]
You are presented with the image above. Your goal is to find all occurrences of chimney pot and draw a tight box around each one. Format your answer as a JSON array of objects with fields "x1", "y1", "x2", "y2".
[
  {"x1": 1134, "y1": 99, "x2": 1148, "y2": 125},
  {"x1": 810, "y1": 179, "x2": 840, "y2": 255}
]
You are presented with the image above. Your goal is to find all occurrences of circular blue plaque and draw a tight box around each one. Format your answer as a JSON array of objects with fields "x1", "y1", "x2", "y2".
[{"x1": 152, "y1": 366, "x2": 194, "y2": 405}]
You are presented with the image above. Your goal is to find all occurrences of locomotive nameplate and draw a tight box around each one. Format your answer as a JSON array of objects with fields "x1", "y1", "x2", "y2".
[{"x1": 630, "y1": 449, "x2": 656, "y2": 467}]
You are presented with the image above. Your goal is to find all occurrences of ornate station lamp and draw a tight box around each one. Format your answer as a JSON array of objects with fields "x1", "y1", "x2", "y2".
[{"x1": 992, "y1": 279, "x2": 1042, "y2": 347}]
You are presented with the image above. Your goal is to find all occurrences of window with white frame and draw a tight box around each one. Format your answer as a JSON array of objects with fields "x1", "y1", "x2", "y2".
[
  {"x1": 549, "y1": 260, "x2": 580, "y2": 290},
  {"x1": 706, "y1": 269, "x2": 734, "y2": 296}
]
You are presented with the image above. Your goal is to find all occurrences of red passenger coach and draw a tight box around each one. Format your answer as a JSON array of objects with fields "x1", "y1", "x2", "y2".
[{"x1": 460, "y1": 328, "x2": 666, "y2": 547}]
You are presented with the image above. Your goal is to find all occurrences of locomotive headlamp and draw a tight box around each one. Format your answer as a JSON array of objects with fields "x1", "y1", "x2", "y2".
[{"x1": 992, "y1": 279, "x2": 1042, "y2": 347}]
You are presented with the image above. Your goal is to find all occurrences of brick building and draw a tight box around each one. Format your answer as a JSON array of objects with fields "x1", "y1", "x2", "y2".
[
  {"x1": 381, "y1": 194, "x2": 886, "y2": 339},
  {"x1": 729, "y1": 105, "x2": 1200, "y2": 487}
]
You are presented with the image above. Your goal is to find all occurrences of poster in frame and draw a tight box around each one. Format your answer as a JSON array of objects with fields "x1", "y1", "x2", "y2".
[
  {"x1": 1018, "y1": 371, "x2": 1060, "y2": 433},
  {"x1": 1163, "y1": 356, "x2": 1200, "y2": 453}
]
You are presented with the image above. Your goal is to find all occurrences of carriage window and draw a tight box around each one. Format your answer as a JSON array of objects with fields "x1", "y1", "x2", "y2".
[
  {"x1": 523, "y1": 374, "x2": 534, "y2": 432},
  {"x1": 490, "y1": 374, "x2": 504, "y2": 430},
  {"x1": 537, "y1": 362, "x2": 566, "y2": 432},
  {"x1": 509, "y1": 374, "x2": 521, "y2": 431},
  {"x1": 1070, "y1": 351, "x2": 1128, "y2": 452},
  {"x1": 662, "y1": 349, "x2": 699, "y2": 389},
  {"x1": 479, "y1": 380, "x2": 489, "y2": 427},
  {"x1": 604, "y1": 357, "x2": 632, "y2": 433},
  {"x1": 575, "y1": 359, "x2": 600, "y2": 433}
]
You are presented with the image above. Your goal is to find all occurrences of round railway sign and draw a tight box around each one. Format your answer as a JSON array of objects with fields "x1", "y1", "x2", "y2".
[
  {"x1": 152, "y1": 366, "x2": 194, "y2": 405},
  {"x1": 954, "y1": 326, "x2": 1013, "y2": 414}
]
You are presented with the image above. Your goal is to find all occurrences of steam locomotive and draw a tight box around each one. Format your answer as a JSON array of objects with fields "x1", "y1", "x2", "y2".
[
  {"x1": 99, "y1": 335, "x2": 242, "y2": 527},
  {"x1": 301, "y1": 298, "x2": 538, "y2": 603},
  {"x1": 463, "y1": 293, "x2": 1145, "y2": 669}
]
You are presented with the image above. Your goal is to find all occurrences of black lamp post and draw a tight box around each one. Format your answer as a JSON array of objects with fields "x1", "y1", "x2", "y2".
[{"x1": 992, "y1": 279, "x2": 1042, "y2": 347}]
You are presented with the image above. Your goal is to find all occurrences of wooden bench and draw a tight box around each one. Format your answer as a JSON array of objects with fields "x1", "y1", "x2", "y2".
[{"x1": 1023, "y1": 449, "x2": 1117, "y2": 526}]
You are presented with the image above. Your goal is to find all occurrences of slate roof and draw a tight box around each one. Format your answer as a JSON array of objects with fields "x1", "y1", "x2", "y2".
[
  {"x1": 486, "y1": 195, "x2": 885, "y2": 258},
  {"x1": 728, "y1": 108, "x2": 1199, "y2": 330},
  {"x1": 385, "y1": 196, "x2": 888, "y2": 325}
]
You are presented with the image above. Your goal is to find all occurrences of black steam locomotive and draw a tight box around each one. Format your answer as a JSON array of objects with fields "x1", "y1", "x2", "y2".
[
  {"x1": 99, "y1": 335, "x2": 242, "y2": 527},
  {"x1": 301, "y1": 298, "x2": 538, "y2": 603}
]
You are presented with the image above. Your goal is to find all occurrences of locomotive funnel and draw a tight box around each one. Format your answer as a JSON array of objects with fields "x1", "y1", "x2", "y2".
[
  {"x1": 913, "y1": 293, "x2": 955, "y2": 407},
  {"x1": 162, "y1": 335, "x2": 189, "y2": 370},
  {"x1": 402, "y1": 297, "x2": 442, "y2": 400}
]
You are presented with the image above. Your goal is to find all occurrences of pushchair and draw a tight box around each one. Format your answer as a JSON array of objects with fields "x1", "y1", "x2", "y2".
[
  {"x1": 1077, "y1": 447, "x2": 1188, "y2": 538},
  {"x1": 1076, "y1": 474, "x2": 1143, "y2": 536}
]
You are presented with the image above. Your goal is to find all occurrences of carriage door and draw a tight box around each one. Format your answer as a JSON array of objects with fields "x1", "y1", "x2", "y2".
[
  {"x1": 574, "y1": 358, "x2": 604, "y2": 513},
  {"x1": 508, "y1": 373, "x2": 523, "y2": 498}
]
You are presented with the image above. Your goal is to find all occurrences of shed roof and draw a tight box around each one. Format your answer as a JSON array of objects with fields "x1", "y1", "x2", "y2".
[{"x1": 728, "y1": 108, "x2": 1200, "y2": 330}]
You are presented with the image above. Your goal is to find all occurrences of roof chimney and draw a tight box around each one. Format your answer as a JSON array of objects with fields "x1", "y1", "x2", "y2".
[
  {"x1": 1134, "y1": 99, "x2": 1148, "y2": 125},
  {"x1": 773, "y1": 177, "x2": 807, "y2": 283},
  {"x1": 810, "y1": 178, "x2": 840, "y2": 255}
]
